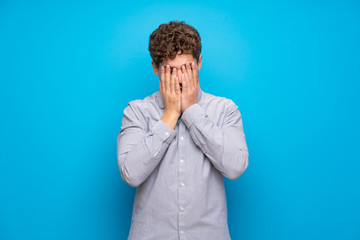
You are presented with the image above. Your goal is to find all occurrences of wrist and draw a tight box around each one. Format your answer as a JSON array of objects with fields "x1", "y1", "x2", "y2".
[
  {"x1": 161, "y1": 111, "x2": 180, "y2": 129},
  {"x1": 182, "y1": 102, "x2": 197, "y2": 112},
  {"x1": 163, "y1": 110, "x2": 180, "y2": 119}
]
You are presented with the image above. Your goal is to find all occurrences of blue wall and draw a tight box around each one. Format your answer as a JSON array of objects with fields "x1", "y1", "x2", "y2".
[{"x1": 1, "y1": 0, "x2": 359, "y2": 239}]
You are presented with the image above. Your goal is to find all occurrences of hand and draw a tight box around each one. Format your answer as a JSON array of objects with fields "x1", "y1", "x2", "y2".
[
  {"x1": 180, "y1": 61, "x2": 199, "y2": 114},
  {"x1": 159, "y1": 64, "x2": 182, "y2": 119}
]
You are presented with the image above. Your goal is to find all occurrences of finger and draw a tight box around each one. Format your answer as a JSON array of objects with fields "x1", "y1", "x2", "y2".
[
  {"x1": 186, "y1": 62, "x2": 194, "y2": 89},
  {"x1": 170, "y1": 67, "x2": 176, "y2": 93},
  {"x1": 165, "y1": 65, "x2": 171, "y2": 93},
  {"x1": 192, "y1": 61, "x2": 199, "y2": 86},
  {"x1": 177, "y1": 69, "x2": 183, "y2": 92},
  {"x1": 182, "y1": 73, "x2": 188, "y2": 93},
  {"x1": 182, "y1": 64, "x2": 191, "y2": 90},
  {"x1": 175, "y1": 76, "x2": 180, "y2": 94},
  {"x1": 177, "y1": 69, "x2": 182, "y2": 84},
  {"x1": 160, "y1": 65, "x2": 165, "y2": 92}
]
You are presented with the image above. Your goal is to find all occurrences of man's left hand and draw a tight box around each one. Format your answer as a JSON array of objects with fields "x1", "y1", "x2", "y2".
[{"x1": 180, "y1": 61, "x2": 199, "y2": 114}]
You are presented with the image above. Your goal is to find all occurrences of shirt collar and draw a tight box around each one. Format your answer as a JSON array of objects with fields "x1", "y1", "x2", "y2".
[{"x1": 156, "y1": 87, "x2": 204, "y2": 109}]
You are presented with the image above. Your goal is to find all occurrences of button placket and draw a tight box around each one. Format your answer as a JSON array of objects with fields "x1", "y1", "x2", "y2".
[{"x1": 178, "y1": 121, "x2": 186, "y2": 236}]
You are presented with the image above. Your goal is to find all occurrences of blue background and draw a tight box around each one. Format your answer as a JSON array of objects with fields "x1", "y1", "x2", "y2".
[{"x1": 1, "y1": 0, "x2": 359, "y2": 239}]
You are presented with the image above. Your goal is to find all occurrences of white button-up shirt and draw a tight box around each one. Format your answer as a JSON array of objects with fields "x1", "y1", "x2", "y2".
[{"x1": 117, "y1": 87, "x2": 249, "y2": 240}]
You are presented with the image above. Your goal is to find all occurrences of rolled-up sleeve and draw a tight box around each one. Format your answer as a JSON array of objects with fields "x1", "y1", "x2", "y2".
[
  {"x1": 181, "y1": 101, "x2": 249, "y2": 180},
  {"x1": 117, "y1": 103, "x2": 176, "y2": 187}
]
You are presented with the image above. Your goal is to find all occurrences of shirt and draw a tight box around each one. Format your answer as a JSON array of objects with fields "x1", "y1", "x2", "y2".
[{"x1": 117, "y1": 87, "x2": 249, "y2": 240}]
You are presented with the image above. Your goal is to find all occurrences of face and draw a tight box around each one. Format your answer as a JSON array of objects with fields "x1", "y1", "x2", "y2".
[{"x1": 152, "y1": 52, "x2": 202, "y2": 88}]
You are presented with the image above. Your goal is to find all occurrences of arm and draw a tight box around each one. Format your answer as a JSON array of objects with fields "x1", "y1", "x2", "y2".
[
  {"x1": 116, "y1": 103, "x2": 176, "y2": 187},
  {"x1": 181, "y1": 101, "x2": 249, "y2": 180}
]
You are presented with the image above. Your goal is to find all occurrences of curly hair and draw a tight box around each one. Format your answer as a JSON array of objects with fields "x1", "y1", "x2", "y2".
[{"x1": 149, "y1": 20, "x2": 202, "y2": 69}]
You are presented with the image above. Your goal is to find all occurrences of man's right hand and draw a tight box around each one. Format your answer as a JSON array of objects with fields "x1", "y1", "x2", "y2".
[{"x1": 159, "y1": 65, "x2": 181, "y2": 129}]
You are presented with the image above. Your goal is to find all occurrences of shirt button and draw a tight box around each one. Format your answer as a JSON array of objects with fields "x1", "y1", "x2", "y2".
[
  {"x1": 180, "y1": 230, "x2": 184, "y2": 234},
  {"x1": 180, "y1": 136, "x2": 184, "y2": 140},
  {"x1": 179, "y1": 207, "x2": 184, "y2": 212},
  {"x1": 180, "y1": 182, "x2": 184, "y2": 187},
  {"x1": 180, "y1": 159, "x2": 184, "y2": 163},
  {"x1": 164, "y1": 131, "x2": 169, "y2": 136}
]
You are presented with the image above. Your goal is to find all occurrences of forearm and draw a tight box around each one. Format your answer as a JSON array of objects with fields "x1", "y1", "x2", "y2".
[
  {"x1": 117, "y1": 119, "x2": 176, "y2": 187},
  {"x1": 182, "y1": 103, "x2": 249, "y2": 180}
]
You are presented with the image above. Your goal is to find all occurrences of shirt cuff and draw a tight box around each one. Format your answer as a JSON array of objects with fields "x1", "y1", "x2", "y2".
[
  {"x1": 181, "y1": 103, "x2": 207, "y2": 129},
  {"x1": 149, "y1": 119, "x2": 176, "y2": 144}
]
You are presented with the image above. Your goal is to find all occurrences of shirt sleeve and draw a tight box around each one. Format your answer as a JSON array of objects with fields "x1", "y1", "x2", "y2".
[
  {"x1": 117, "y1": 103, "x2": 176, "y2": 187},
  {"x1": 181, "y1": 101, "x2": 249, "y2": 180}
]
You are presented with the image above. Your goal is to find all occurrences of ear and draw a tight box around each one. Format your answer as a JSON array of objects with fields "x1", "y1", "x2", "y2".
[
  {"x1": 197, "y1": 54, "x2": 202, "y2": 71},
  {"x1": 151, "y1": 60, "x2": 160, "y2": 76}
]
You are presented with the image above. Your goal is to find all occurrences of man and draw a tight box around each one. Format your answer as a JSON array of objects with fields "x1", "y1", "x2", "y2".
[{"x1": 117, "y1": 20, "x2": 249, "y2": 240}]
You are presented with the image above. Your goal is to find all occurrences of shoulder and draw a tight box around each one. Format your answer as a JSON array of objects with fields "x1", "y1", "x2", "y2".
[
  {"x1": 201, "y1": 91, "x2": 238, "y2": 112},
  {"x1": 125, "y1": 92, "x2": 158, "y2": 113},
  {"x1": 122, "y1": 92, "x2": 159, "y2": 129}
]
